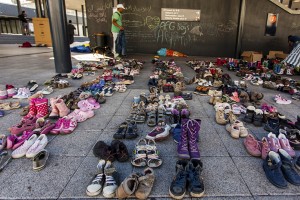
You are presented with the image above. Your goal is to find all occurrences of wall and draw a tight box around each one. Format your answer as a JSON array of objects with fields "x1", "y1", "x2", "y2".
[{"x1": 242, "y1": 0, "x2": 300, "y2": 55}]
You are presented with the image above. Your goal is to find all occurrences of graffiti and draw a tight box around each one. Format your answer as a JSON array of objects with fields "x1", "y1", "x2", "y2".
[
  {"x1": 190, "y1": 26, "x2": 203, "y2": 36},
  {"x1": 146, "y1": 16, "x2": 160, "y2": 30},
  {"x1": 217, "y1": 20, "x2": 238, "y2": 32},
  {"x1": 122, "y1": 13, "x2": 145, "y2": 27},
  {"x1": 86, "y1": 1, "x2": 113, "y2": 24},
  {"x1": 124, "y1": 5, "x2": 152, "y2": 13}
]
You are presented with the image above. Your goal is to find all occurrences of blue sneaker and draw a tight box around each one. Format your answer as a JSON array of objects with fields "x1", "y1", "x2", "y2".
[{"x1": 172, "y1": 124, "x2": 181, "y2": 144}]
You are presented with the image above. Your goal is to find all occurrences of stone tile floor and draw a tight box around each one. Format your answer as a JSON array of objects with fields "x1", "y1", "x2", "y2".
[{"x1": 0, "y1": 44, "x2": 299, "y2": 199}]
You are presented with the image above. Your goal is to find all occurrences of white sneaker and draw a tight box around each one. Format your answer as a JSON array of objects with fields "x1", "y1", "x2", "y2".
[
  {"x1": 12, "y1": 88, "x2": 24, "y2": 99},
  {"x1": 13, "y1": 87, "x2": 31, "y2": 99},
  {"x1": 26, "y1": 134, "x2": 48, "y2": 158},
  {"x1": 102, "y1": 161, "x2": 118, "y2": 198},
  {"x1": 274, "y1": 95, "x2": 292, "y2": 105},
  {"x1": 12, "y1": 134, "x2": 38, "y2": 158}
]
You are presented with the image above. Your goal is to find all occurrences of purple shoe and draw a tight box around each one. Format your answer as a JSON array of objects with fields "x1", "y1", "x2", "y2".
[
  {"x1": 187, "y1": 119, "x2": 201, "y2": 159},
  {"x1": 181, "y1": 109, "x2": 190, "y2": 120},
  {"x1": 177, "y1": 118, "x2": 190, "y2": 159},
  {"x1": 39, "y1": 121, "x2": 56, "y2": 134},
  {"x1": 12, "y1": 131, "x2": 34, "y2": 150},
  {"x1": 172, "y1": 109, "x2": 180, "y2": 124},
  {"x1": 50, "y1": 118, "x2": 64, "y2": 134},
  {"x1": 6, "y1": 135, "x2": 17, "y2": 149},
  {"x1": 267, "y1": 132, "x2": 281, "y2": 153}
]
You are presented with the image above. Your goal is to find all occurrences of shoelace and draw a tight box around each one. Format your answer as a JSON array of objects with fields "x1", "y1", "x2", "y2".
[
  {"x1": 184, "y1": 119, "x2": 200, "y2": 152},
  {"x1": 174, "y1": 170, "x2": 187, "y2": 186},
  {"x1": 190, "y1": 168, "x2": 202, "y2": 188},
  {"x1": 105, "y1": 175, "x2": 116, "y2": 186},
  {"x1": 92, "y1": 173, "x2": 104, "y2": 184}
]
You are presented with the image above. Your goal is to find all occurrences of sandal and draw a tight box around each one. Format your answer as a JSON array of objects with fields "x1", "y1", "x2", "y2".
[
  {"x1": 131, "y1": 139, "x2": 148, "y2": 167},
  {"x1": 146, "y1": 139, "x2": 162, "y2": 168},
  {"x1": 147, "y1": 111, "x2": 157, "y2": 127},
  {"x1": 157, "y1": 105, "x2": 166, "y2": 126}
]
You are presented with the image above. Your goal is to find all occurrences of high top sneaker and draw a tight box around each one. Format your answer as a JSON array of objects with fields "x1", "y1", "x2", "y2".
[
  {"x1": 169, "y1": 160, "x2": 188, "y2": 199},
  {"x1": 187, "y1": 159, "x2": 205, "y2": 197},
  {"x1": 177, "y1": 118, "x2": 190, "y2": 159},
  {"x1": 23, "y1": 98, "x2": 37, "y2": 119},
  {"x1": 55, "y1": 99, "x2": 70, "y2": 117},
  {"x1": 102, "y1": 161, "x2": 119, "y2": 198},
  {"x1": 187, "y1": 119, "x2": 201, "y2": 159},
  {"x1": 35, "y1": 98, "x2": 49, "y2": 119},
  {"x1": 49, "y1": 98, "x2": 59, "y2": 119}
]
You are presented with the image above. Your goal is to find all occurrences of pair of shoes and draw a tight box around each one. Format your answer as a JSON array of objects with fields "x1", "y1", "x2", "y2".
[
  {"x1": 13, "y1": 87, "x2": 31, "y2": 99},
  {"x1": 263, "y1": 150, "x2": 300, "y2": 188},
  {"x1": 11, "y1": 134, "x2": 48, "y2": 158},
  {"x1": 93, "y1": 140, "x2": 129, "y2": 162},
  {"x1": 86, "y1": 160, "x2": 119, "y2": 198},
  {"x1": 231, "y1": 104, "x2": 247, "y2": 115},
  {"x1": 267, "y1": 132, "x2": 295, "y2": 157},
  {"x1": 27, "y1": 80, "x2": 39, "y2": 92},
  {"x1": 67, "y1": 108, "x2": 94, "y2": 123},
  {"x1": 49, "y1": 98, "x2": 70, "y2": 119},
  {"x1": 274, "y1": 94, "x2": 292, "y2": 104},
  {"x1": 50, "y1": 117, "x2": 78, "y2": 134},
  {"x1": 169, "y1": 159, "x2": 205, "y2": 199},
  {"x1": 10, "y1": 116, "x2": 37, "y2": 135},
  {"x1": 22, "y1": 97, "x2": 49, "y2": 120},
  {"x1": 171, "y1": 108, "x2": 190, "y2": 125},
  {"x1": 178, "y1": 119, "x2": 201, "y2": 159},
  {"x1": 131, "y1": 139, "x2": 162, "y2": 168},
  {"x1": 146, "y1": 124, "x2": 171, "y2": 141},
  {"x1": 78, "y1": 97, "x2": 100, "y2": 111},
  {"x1": 264, "y1": 117, "x2": 280, "y2": 135},
  {"x1": 226, "y1": 120, "x2": 248, "y2": 139},
  {"x1": 113, "y1": 121, "x2": 138, "y2": 139},
  {"x1": 0, "y1": 85, "x2": 16, "y2": 99},
  {"x1": 243, "y1": 106, "x2": 264, "y2": 127},
  {"x1": 116, "y1": 168, "x2": 155, "y2": 199}
]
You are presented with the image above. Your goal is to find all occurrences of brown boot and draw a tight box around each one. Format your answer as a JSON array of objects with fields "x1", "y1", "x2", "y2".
[
  {"x1": 55, "y1": 99, "x2": 70, "y2": 117},
  {"x1": 135, "y1": 168, "x2": 155, "y2": 199},
  {"x1": 116, "y1": 173, "x2": 139, "y2": 199}
]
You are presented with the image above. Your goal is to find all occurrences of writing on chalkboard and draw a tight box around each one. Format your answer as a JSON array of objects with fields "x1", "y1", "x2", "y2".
[{"x1": 86, "y1": 1, "x2": 113, "y2": 24}]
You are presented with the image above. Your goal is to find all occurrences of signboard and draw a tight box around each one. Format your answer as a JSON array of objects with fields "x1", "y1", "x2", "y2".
[
  {"x1": 265, "y1": 13, "x2": 279, "y2": 36},
  {"x1": 161, "y1": 8, "x2": 200, "y2": 21}
]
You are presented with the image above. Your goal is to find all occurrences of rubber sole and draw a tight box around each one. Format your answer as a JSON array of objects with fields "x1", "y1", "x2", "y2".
[
  {"x1": 263, "y1": 165, "x2": 287, "y2": 189},
  {"x1": 86, "y1": 188, "x2": 102, "y2": 197},
  {"x1": 169, "y1": 188, "x2": 185, "y2": 200},
  {"x1": 190, "y1": 189, "x2": 205, "y2": 198}
]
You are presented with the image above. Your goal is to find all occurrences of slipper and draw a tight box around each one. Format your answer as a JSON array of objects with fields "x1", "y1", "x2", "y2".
[
  {"x1": 27, "y1": 80, "x2": 39, "y2": 92},
  {"x1": 41, "y1": 86, "x2": 53, "y2": 95}
]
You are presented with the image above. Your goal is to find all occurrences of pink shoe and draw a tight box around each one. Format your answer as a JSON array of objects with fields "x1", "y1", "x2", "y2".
[
  {"x1": 35, "y1": 98, "x2": 49, "y2": 118},
  {"x1": 55, "y1": 99, "x2": 70, "y2": 117},
  {"x1": 243, "y1": 134, "x2": 261, "y2": 157},
  {"x1": 78, "y1": 98, "x2": 100, "y2": 111},
  {"x1": 10, "y1": 120, "x2": 36, "y2": 135},
  {"x1": 230, "y1": 92, "x2": 240, "y2": 103},
  {"x1": 49, "y1": 98, "x2": 60, "y2": 119},
  {"x1": 60, "y1": 117, "x2": 78, "y2": 134},
  {"x1": 278, "y1": 133, "x2": 295, "y2": 157},
  {"x1": 12, "y1": 130, "x2": 34, "y2": 150},
  {"x1": 50, "y1": 118, "x2": 64, "y2": 134},
  {"x1": 260, "y1": 137, "x2": 270, "y2": 159},
  {"x1": 23, "y1": 98, "x2": 37, "y2": 119},
  {"x1": 267, "y1": 132, "x2": 281, "y2": 152},
  {"x1": 68, "y1": 109, "x2": 94, "y2": 122},
  {"x1": 6, "y1": 135, "x2": 17, "y2": 149}
]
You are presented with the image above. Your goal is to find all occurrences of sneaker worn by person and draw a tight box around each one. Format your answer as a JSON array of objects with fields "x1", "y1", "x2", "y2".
[
  {"x1": 278, "y1": 133, "x2": 295, "y2": 157},
  {"x1": 26, "y1": 134, "x2": 48, "y2": 158},
  {"x1": 187, "y1": 159, "x2": 205, "y2": 198},
  {"x1": 135, "y1": 167, "x2": 155, "y2": 199},
  {"x1": 278, "y1": 149, "x2": 300, "y2": 186},
  {"x1": 169, "y1": 160, "x2": 188, "y2": 200},
  {"x1": 11, "y1": 134, "x2": 37, "y2": 158},
  {"x1": 33, "y1": 149, "x2": 49, "y2": 171},
  {"x1": 263, "y1": 151, "x2": 287, "y2": 188},
  {"x1": 243, "y1": 134, "x2": 261, "y2": 157},
  {"x1": 267, "y1": 132, "x2": 281, "y2": 153}
]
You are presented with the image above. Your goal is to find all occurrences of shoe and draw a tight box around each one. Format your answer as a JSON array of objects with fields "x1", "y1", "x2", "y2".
[
  {"x1": 86, "y1": 173, "x2": 105, "y2": 196},
  {"x1": 27, "y1": 80, "x2": 39, "y2": 92},
  {"x1": 78, "y1": 97, "x2": 100, "y2": 111},
  {"x1": 0, "y1": 86, "x2": 8, "y2": 99},
  {"x1": 60, "y1": 117, "x2": 78, "y2": 134},
  {"x1": 49, "y1": 98, "x2": 60, "y2": 119},
  {"x1": 26, "y1": 134, "x2": 48, "y2": 158},
  {"x1": 295, "y1": 156, "x2": 300, "y2": 171},
  {"x1": 243, "y1": 134, "x2": 261, "y2": 157},
  {"x1": 172, "y1": 124, "x2": 181, "y2": 144},
  {"x1": 135, "y1": 167, "x2": 155, "y2": 199},
  {"x1": 49, "y1": 118, "x2": 64, "y2": 134},
  {"x1": 253, "y1": 109, "x2": 263, "y2": 127},
  {"x1": 261, "y1": 137, "x2": 270, "y2": 160},
  {"x1": 215, "y1": 109, "x2": 228, "y2": 125},
  {"x1": 178, "y1": 119, "x2": 190, "y2": 159},
  {"x1": 187, "y1": 159, "x2": 205, "y2": 198},
  {"x1": 0, "y1": 135, "x2": 7, "y2": 150},
  {"x1": 23, "y1": 98, "x2": 37, "y2": 119},
  {"x1": 111, "y1": 140, "x2": 129, "y2": 162},
  {"x1": 12, "y1": 134, "x2": 37, "y2": 158},
  {"x1": 0, "y1": 151, "x2": 12, "y2": 172},
  {"x1": 264, "y1": 118, "x2": 280, "y2": 135},
  {"x1": 267, "y1": 132, "x2": 281, "y2": 153},
  {"x1": 125, "y1": 121, "x2": 138, "y2": 139},
  {"x1": 116, "y1": 173, "x2": 139, "y2": 199},
  {"x1": 234, "y1": 120, "x2": 248, "y2": 137},
  {"x1": 263, "y1": 151, "x2": 287, "y2": 188},
  {"x1": 93, "y1": 141, "x2": 115, "y2": 162},
  {"x1": 68, "y1": 109, "x2": 94, "y2": 122},
  {"x1": 33, "y1": 149, "x2": 49, "y2": 171},
  {"x1": 228, "y1": 111, "x2": 237, "y2": 124},
  {"x1": 243, "y1": 106, "x2": 255, "y2": 123},
  {"x1": 102, "y1": 162, "x2": 119, "y2": 198},
  {"x1": 12, "y1": 130, "x2": 34, "y2": 150},
  {"x1": 274, "y1": 95, "x2": 292, "y2": 105},
  {"x1": 113, "y1": 122, "x2": 127, "y2": 139},
  {"x1": 226, "y1": 124, "x2": 240, "y2": 139},
  {"x1": 169, "y1": 160, "x2": 188, "y2": 200},
  {"x1": 284, "y1": 128, "x2": 300, "y2": 150},
  {"x1": 186, "y1": 119, "x2": 201, "y2": 159},
  {"x1": 278, "y1": 133, "x2": 295, "y2": 157},
  {"x1": 35, "y1": 98, "x2": 49, "y2": 118},
  {"x1": 146, "y1": 124, "x2": 171, "y2": 141},
  {"x1": 278, "y1": 149, "x2": 300, "y2": 186},
  {"x1": 55, "y1": 99, "x2": 70, "y2": 117}
]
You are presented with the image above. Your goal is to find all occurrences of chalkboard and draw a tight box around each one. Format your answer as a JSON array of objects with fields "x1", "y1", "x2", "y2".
[{"x1": 161, "y1": 8, "x2": 201, "y2": 21}]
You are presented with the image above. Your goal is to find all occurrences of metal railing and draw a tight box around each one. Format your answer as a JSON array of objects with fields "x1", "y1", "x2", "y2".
[{"x1": 0, "y1": 16, "x2": 32, "y2": 34}]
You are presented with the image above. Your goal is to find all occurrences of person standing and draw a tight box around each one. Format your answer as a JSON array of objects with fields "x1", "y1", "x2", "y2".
[
  {"x1": 111, "y1": 4, "x2": 125, "y2": 58},
  {"x1": 18, "y1": 11, "x2": 29, "y2": 35},
  {"x1": 67, "y1": 20, "x2": 76, "y2": 44}
]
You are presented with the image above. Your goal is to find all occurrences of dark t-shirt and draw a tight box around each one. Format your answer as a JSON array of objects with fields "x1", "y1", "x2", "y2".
[
  {"x1": 67, "y1": 23, "x2": 76, "y2": 35},
  {"x1": 18, "y1": 13, "x2": 27, "y2": 23}
]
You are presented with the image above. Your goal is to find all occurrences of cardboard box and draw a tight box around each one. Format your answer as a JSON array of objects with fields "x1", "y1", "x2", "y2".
[
  {"x1": 267, "y1": 51, "x2": 284, "y2": 59},
  {"x1": 32, "y1": 18, "x2": 52, "y2": 46},
  {"x1": 241, "y1": 51, "x2": 263, "y2": 62},
  {"x1": 275, "y1": 53, "x2": 288, "y2": 59}
]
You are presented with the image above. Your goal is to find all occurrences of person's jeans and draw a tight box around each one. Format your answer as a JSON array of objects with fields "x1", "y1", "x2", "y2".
[
  {"x1": 112, "y1": 32, "x2": 118, "y2": 57},
  {"x1": 22, "y1": 22, "x2": 29, "y2": 35}
]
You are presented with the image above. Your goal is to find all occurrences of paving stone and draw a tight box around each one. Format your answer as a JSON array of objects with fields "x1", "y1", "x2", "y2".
[
  {"x1": 47, "y1": 130, "x2": 102, "y2": 156},
  {"x1": 0, "y1": 156, "x2": 83, "y2": 199},
  {"x1": 201, "y1": 157, "x2": 251, "y2": 197},
  {"x1": 233, "y1": 157, "x2": 300, "y2": 196},
  {"x1": 76, "y1": 114, "x2": 113, "y2": 131},
  {"x1": 253, "y1": 195, "x2": 300, "y2": 200},
  {"x1": 60, "y1": 156, "x2": 133, "y2": 199}
]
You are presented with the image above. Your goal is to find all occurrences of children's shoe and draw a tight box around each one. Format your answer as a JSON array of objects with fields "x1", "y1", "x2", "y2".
[
  {"x1": 0, "y1": 135, "x2": 7, "y2": 150},
  {"x1": 253, "y1": 109, "x2": 264, "y2": 127},
  {"x1": 55, "y1": 99, "x2": 70, "y2": 117},
  {"x1": 68, "y1": 109, "x2": 94, "y2": 123},
  {"x1": 226, "y1": 124, "x2": 240, "y2": 139},
  {"x1": 169, "y1": 160, "x2": 188, "y2": 199},
  {"x1": 60, "y1": 117, "x2": 78, "y2": 134},
  {"x1": 261, "y1": 137, "x2": 270, "y2": 159},
  {"x1": 102, "y1": 162, "x2": 119, "y2": 198},
  {"x1": 35, "y1": 98, "x2": 49, "y2": 118},
  {"x1": 0, "y1": 86, "x2": 8, "y2": 100},
  {"x1": 278, "y1": 133, "x2": 295, "y2": 157},
  {"x1": 49, "y1": 118, "x2": 64, "y2": 134},
  {"x1": 116, "y1": 173, "x2": 139, "y2": 199},
  {"x1": 243, "y1": 134, "x2": 261, "y2": 157},
  {"x1": 146, "y1": 124, "x2": 171, "y2": 141},
  {"x1": 187, "y1": 159, "x2": 205, "y2": 198},
  {"x1": 274, "y1": 95, "x2": 292, "y2": 105},
  {"x1": 267, "y1": 132, "x2": 281, "y2": 153},
  {"x1": 172, "y1": 124, "x2": 181, "y2": 144},
  {"x1": 11, "y1": 134, "x2": 37, "y2": 158},
  {"x1": 86, "y1": 173, "x2": 105, "y2": 196},
  {"x1": 26, "y1": 134, "x2": 48, "y2": 158},
  {"x1": 278, "y1": 149, "x2": 300, "y2": 186},
  {"x1": 33, "y1": 149, "x2": 49, "y2": 171},
  {"x1": 6, "y1": 85, "x2": 16, "y2": 97},
  {"x1": 243, "y1": 106, "x2": 255, "y2": 123},
  {"x1": 49, "y1": 98, "x2": 60, "y2": 119},
  {"x1": 135, "y1": 168, "x2": 155, "y2": 199},
  {"x1": 111, "y1": 140, "x2": 129, "y2": 162},
  {"x1": 78, "y1": 97, "x2": 100, "y2": 111}
]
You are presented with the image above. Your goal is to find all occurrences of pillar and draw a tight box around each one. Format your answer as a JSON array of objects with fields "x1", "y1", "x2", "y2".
[
  {"x1": 235, "y1": 0, "x2": 246, "y2": 58},
  {"x1": 81, "y1": 5, "x2": 86, "y2": 36}
]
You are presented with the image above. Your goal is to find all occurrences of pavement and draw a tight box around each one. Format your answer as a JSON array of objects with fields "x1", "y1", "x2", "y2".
[{"x1": 0, "y1": 44, "x2": 300, "y2": 200}]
